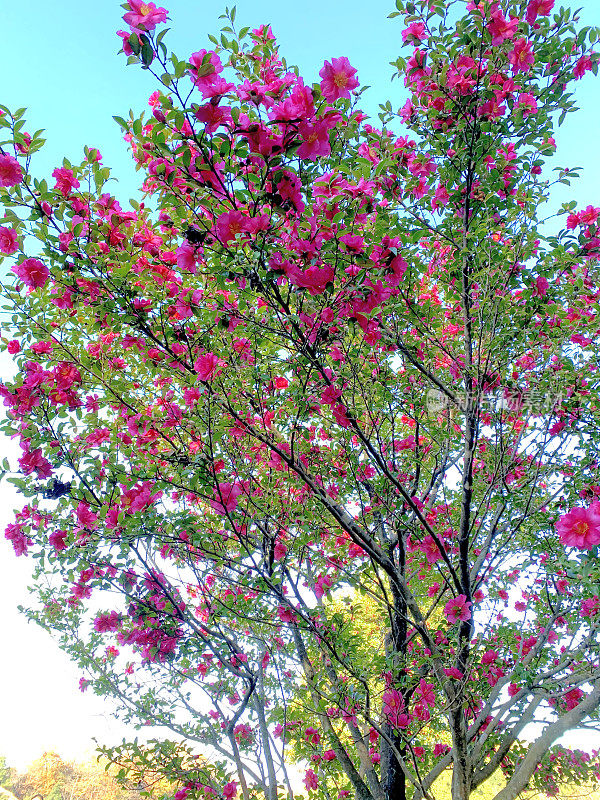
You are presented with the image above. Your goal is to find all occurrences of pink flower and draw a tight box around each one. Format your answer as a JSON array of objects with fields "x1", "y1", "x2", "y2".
[
  {"x1": 382, "y1": 687, "x2": 410, "y2": 729},
  {"x1": 574, "y1": 55, "x2": 593, "y2": 80},
  {"x1": 13, "y1": 257, "x2": 49, "y2": 290},
  {"x1": 535, "y1": 275, "x2": 549, "y2": 296},
  {"x1": 0, "y1": 226, "x2": 18, "y2": 254},
  {"x1": 517, "y1": 92, "x2": 538, "y2": 116},
  {"x1": 481, "y1": 649, "x2": 499, "y2": 665},
  {"x1": 52, "y1": 167, "x2": 80, "y2": 197},
  {"x1": 286, "y1": 260, "x2": 335, "y2": 294},
  {"x1": 319, "y1": 56, "x2": 359, "y2": 102},
  {"x1": 304, "y1": 726, "x2": 320, "y2": 744},
  {"x1": 94, "y1": 611, "x2": 122, "y2": 632},
  {"x1": 444, "y1": 594, "x2": 472, "y2": 624},
  {"x1": 19, "y1": 447, "x2": 53, "y2": 478},
  {"x1": 297, "y1": 117, "x2": 334, "y2": 160},
  {"x1": 189, "y1": 50, "x2": 224, "y2": 96},
  {"x1": 556, "y1": 505, "x2": 600, "y2": 548},
  {"x1": 564, "y1": 688, "x2": 584, "y2": 710},
  {"x1": 416, "y1": 679, "x2": 436, "y2": 708},
  {"x1": 222, "y1": 783, "x2": 237, "y2": 800},
  {"x1": 402, "y1": 22, "x2": 427, "y2": 43},
  {"x1": 303, "y1": 770, "x2": 318, "y2": 792},
  {"x1": 0, "y1": 154, "x2": 23, "y2": 187},
  {"x1": 581, "y1": 596, "x2": 600, "y2": 617},
  {"x1": 76, "y1": 501, "x2": 98, "y2": 529},
  {"x1": 216, "y1": 210, "x2": 248, "y2": 244},
  {"x1": 340, "y1": 233, "x2": 365, "y2": 252},
  {"x1": 195, "y1": 103, "x2": 233, "y2": 134},
  {"x1": 525, "y1": 0, "x2": 554, "y2": 24},
  {"x1": 210, "y1": 482, "x2": 244, "y2": 515},
  {"x1": 194, "y1": 352, "x2": 221, "y2": 381},
  {"x1": 508, "y1": 39, "x2": 535, "y2": 74},
  {"x1": 443, "y1": 666, "x2": 464, "y2": 679},
  {"x1": 488, "y1": 6, "x2": 518, "y2": 45},
  {"x1": 49, "y1": 530, "x2": 68, "y2": 551},
  {"x1": 579, "y1": 205, "x2": 600, "y2": 225},
  {"x1": 117, "y1": 29, "x2": 136, "y2": 54},
  {"x1": 7, "y1": 340, "x2": 20, "y2": 354},
  {"x1": 122, "y1": 0, "x2": 168, "y2": 32},
  {"x1": 277, "y1": 605, "x2": 297, "y2": 623},
  {"x1": 273, "y1": 540, "x2": 288, "y2": 560}
]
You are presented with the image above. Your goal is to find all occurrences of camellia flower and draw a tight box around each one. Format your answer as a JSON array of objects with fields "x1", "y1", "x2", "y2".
[
  {"x1": 49, "y1": 530, "x2": 68, "y2": 551},
  {"x1": 303, "y1": 769, "x2": 318, "y2": 792},
  {"x1": 525, "y1": 0, "x2": 554, "y2": 24},
  {"x1": 210, "y1": 482, "x2": 244, "y2": 515},
  {"x1": 574, "y1": 55, "x2": 593, "y2": 80},
  {"x1": 0, "y1": 154, "x2": 23, "y2": 187},
  {"x1": 0, "y1": 225, "x2": 18, "y2": 254},
  {"x1": 122, "y1": 0, "x2": 168, "y2": 32},
  {"x1": 189, "y1": 50, "x2": 224, "y2": 97},
  {"x1": 556, "y1": 504, "x2": 600, "y2": 548},
  {"x1": 216, "y1": 210, "x2": 248, "y2": 244},
  {"x1": 194, "y1": 352, "x2": 221, "y2": 381},
  {"x1": 273, "y1": 540, "x2": 288, "y2": 560},
  {"x1": 222, "y1": 782, "x2": 237, "y2": 800},
  {"x1": 52, "y1": 167, "x2": 80, "y2": 197},
  {"x1": 76, "y1": 501, "x2": 98, "y2": 529},
  {"x1": 319, "y1": 56, "x2": 359, "y2": 102},
  {"x1": 297, "y1": 117, "x2": 336, "y2": 160},
  {"x1": 12, "y1": 257, "x2": 49, "y2": 290},
  {"x1": 444, "y1": 594, "x2": 472, "y2": 624},
  {"x1": 508, "y1": 38, "x2": 535, "y2": 73}
]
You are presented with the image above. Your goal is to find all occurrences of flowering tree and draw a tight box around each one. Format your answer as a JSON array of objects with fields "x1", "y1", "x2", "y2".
[{"x1": 2, "y1": 1, "x2": 600, "y2": 799}]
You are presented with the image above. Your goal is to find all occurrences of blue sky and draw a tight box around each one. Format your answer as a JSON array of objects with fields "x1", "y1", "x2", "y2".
[{"x1": 0, "y1": 0, "x2": 599, "y2": 771}]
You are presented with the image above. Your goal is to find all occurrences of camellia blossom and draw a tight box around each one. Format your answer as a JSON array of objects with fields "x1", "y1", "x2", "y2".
[
  {"x1": 76, "y1": 501, "x2": 98, "y2": 529},
  {"x1": 525, "y1": 0, "x2": 554, "y2": 24},
  {"x1": 303, "y1": 770, "x2": 318, "y2": 792},
  {"x1": 12, "y1": 257, "x2": 49, "y2": 290},
  {"x1": 216, "y1": 210, "x2": 248, "y2": 244},
  {"x1": 0, "y1": 225, "x2": 18, "y2": 254},
  {"x1": 122, "y1": 0, "x2": 168, "y2": 32},
  {"x1": 222, "y1": 782, "x2": 237, "y2": 800},
  {"x1": 19, "y1": 446, "x2": 52, "y2": 478},
  {"x1": 0, "y1": 154, "x2": 23, "y2": 187},
  {"x1": 319, "y1": 56, "x2": 359, "y2": 102},
  {"x1": 508, "y1": 38, "x2": 535, "y2": 73},
  {"x1": 210, "y1": 482, "x2": 244, "y2": 515},
  {"x1": 189, "y1": 50, "x2": 224, "y2": 97},
  {"x1": 556, "y1": 504, "x2": 600, "y2": 548},
  {"x1": 444, "y1": 594, "x2": 472, "y2": 624},
  {"x1": 574, "y1": 55, "x2": 593, "y2": 80},
  {"x1": 52, "y1": 167, "x2": 80, "y2": 197},
  {"x1": 194, "y1": 352, "x2": 221, "y2": 381},
  {"x1": 297, "y1": 117, "x2": 335, "y2": 161}
]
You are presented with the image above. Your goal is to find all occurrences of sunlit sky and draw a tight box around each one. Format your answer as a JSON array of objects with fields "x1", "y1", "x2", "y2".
[{"x1": 1, "y1": 0, "x2": 599, "y2": 774}]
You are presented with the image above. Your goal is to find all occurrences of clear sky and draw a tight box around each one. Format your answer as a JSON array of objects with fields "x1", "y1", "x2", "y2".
[{"x1": 0, "y1": 0, "x2": 599, "y2": 773}]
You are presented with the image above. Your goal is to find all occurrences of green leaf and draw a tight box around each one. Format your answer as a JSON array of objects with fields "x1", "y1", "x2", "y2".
[
  {"x1": 140, "y1": 42, "x2": 154, "y2": 67},
  {"x1": 128, "y1": 33, "x2": 141, "y2": 55}
]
